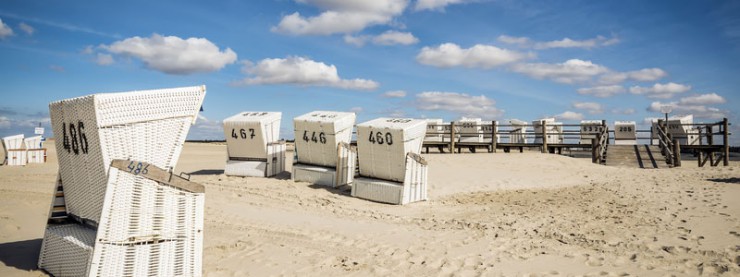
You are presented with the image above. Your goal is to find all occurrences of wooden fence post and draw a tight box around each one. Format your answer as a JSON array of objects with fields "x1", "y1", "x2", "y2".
[
  {"x1": 591, "y1": 137, "x2": 598, "y2": 163},
  {"x1": 450, "y1": 121, "x2": 456, "y2": 154},
  {"x1": 491, "y1": 120, "x2": 497, "y2": 153},
  {"x1": 723, "y1": 118, "x2": 729, "y2": 166},
  {"x1": 673, "y1": 139, "x2": 681, "y2": 167},
  {"x1": 541, "y1": 120, "x2": 548, "y2": 153}
]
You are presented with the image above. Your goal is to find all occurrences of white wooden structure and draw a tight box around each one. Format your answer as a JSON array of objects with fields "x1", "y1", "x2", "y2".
[
  {"x1": 614, "y1": 121, "x2": 637, "y2": 145},
  {"x1": 424, "y1": 119, "x2": 444, "y2": 142},
  {"x1": 352, "y1": 118, "x2": 428, "y2": 205},
  {"x1": 579, "y1": 120, "x2": 604, "y2": 144},
  {"x1": 223, "y1": 112, "x2": 286, "y2": 177},
  {"x1": 457, "y1": 117, "x2": 483, "y2": 143},
  {"x1": 533, "y1": 118, "x2": 563, "y2": 144},
  {"x1": 508, "y1": 119, "x2": 528, "y2": 143},
  {"x1": 38, "y1": 85, "x2": 206, "y2": 277},
  {"x1": 24, "y1": 135, "x2": 46, "y2": 163},
  {"x1": 651, "y1": 115, "x2": 700, "y2": 146},
  {"x1": 2, "y1": 134, "x2": 26, "y2": 166},
  {"x1": 292, "y1": 111, "x2": 356, "y2": 187}
]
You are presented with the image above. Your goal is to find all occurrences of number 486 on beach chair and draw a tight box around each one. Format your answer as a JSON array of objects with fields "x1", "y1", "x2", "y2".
[{"x1": 38, "y1": 86, "x2": 206, "y2": 277}]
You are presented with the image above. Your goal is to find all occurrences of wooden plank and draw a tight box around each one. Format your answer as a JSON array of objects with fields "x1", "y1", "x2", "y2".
[
  {"x1": 723, "y1": 118, "x2": 730, "y2": 166},
  {"x1": 673, "y1": 139, "x2": 681, "y2": 167},
  {"x1": 541, "y1": 120, "x2": 548, "y2": 153},
  {"x1": 449, "y1": 121, "x2": 456, "y2": 154},
  {"x1": 110, "y1": 159, "x2": 205, "y2": 193},
  {"x1": 491, "y1": 120, "x2": 497, "y2": 153}
]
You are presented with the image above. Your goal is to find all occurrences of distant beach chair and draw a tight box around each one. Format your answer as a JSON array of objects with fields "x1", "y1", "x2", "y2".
[
  {"x1": 508, "y1": 119, "x2": 528, "y2": 143},
  {"x1": 532, "y1": 118, "x2": 563, "y2": 144},
  {"x1": 614, "y1": 121, "x2": 637, "y2": 145},
  {"x1": 38, "y1": 86, "x2": 206, "y2": 277},
  {"x1": 223, "y1": 112, "x2": 286, "y2": 177},
  {"x1": 424, "y1": 119, "x2": 444, "y2": 142},
  {"x1": 352, "y1": 118, "x2": 428, "y2": 205},
  {"x1": 292, "y1": 111, "x2": 356, "y2": 187},
  {"x1": 2, "y1": 134, "x2": 26, "y2": 166},
  {"x1": 579, "y1": 120, "x2": 604, "y2": 144},
  {"x1": 651, "y1": 115, "x2": 699, "y2": 146},
  {"x1": 457, "y1": 117, "x2": 483, "y2": 143},
  {"x1": 24, "y1": 135, "x2": 46, "y2": 163}
]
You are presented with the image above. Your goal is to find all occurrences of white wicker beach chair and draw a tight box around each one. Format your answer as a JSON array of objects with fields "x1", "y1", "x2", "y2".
[
  {"x1": 2, "y1": 134, "x2": 26, "y2": 166},
  {"x1": 38, "y1": 86, "x2": 206, "y2": 277},
  {"x1": 457, "y1": 117, "x2": 483, "y2": 143},
  {"x1": 424, "y1": 119, "x2": 444, "y2": 143},
  {"x1": 614, "y1": 121, "x2": 637, "y2": 145},
  {"x1": 292, "y1": 111, "x2": 356, "y2": 187},
  {"x1": 24, "y1": 135, "x2": 46, "y2": 163},
  {"x1": 533, "y1": 118, "x2": 564, "y2": 144},
  {"x1": 352, "y1": 118, "x2": 428, "y2": 205},
  {"x1": 223, "y1": 112, "x2": 286, "y2": 177},
  {"x1": 579, "y1": 120, "x2": 604, "y2": 144},
  {"x1": 508, "y1": 119, "x2": 528, "y2": 144}
]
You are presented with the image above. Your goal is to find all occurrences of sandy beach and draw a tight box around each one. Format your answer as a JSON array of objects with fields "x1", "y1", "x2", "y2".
[{"x1": 1, "y1": 141, "x2": 738, "y2": 276}]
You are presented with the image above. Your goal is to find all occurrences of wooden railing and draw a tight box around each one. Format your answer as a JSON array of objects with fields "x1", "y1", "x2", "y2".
[
  {"x1": 591, "y1": 126, "x2": 609, "y2": 164},
  {"x1": 655, "y1": 119, "x2": 678, "y2": 167}
]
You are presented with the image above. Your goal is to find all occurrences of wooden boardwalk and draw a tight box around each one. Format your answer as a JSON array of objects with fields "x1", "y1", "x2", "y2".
[{"x1": 604, "y1": 145, "x2": 665, "y2": 169}]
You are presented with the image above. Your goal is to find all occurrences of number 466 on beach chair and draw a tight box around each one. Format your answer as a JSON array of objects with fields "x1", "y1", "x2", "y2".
[{"x1": 38, "y1": 86, "x2": 206, "y2": 277}]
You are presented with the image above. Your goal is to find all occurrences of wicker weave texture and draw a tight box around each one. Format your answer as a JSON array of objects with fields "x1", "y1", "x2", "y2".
[
  {"x1": 48, "y1": 87, "x2": 205, "y2": 224},
  {"x1": 38, "y1": 224, "x2": 96, "y2": 277},
  {"x1": 356, "y1": 118, "x2": 426, "y2": 182},
  {"x1": 351, "y1": 153, "x2": 427, "y2": 205}
]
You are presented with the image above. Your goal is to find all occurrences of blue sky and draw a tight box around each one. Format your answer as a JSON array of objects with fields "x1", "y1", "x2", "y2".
[{"x1": 1, "y1": 0, "x2": 738, "y2": 143}]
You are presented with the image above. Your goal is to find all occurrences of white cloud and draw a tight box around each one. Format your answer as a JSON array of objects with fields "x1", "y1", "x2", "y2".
[
  {"x1": 629, "y1": 82, "x2": 691, "y2": 99},
  {"x1": 272, "y1": 0, "x2": 407, "y2": 35},
  {"x1": 343, "y1": 34, "x2": 370, "y2": 46},
  {"x1": 383, "y1": 90, "x2": 407, "y2": 98},
  {"x1": 534, "y1": 35, "x2": 619, "y2": 49},
  {"x1": 554, "y1": 111, "x2": 584, "y2": 121},
  {"x1": 417, "y1": 43, "x2": 531, "y2": 69},
  {"x1": 414, "y1": 0, "x2": 471, "y2": 11},
  {"x1": 510, "y1": 59, "x2": 609, "y2": 84},
  {"x1": 372, "y1": 30, "x2": 419, "y2": 45},
  {"x1": 81, "y1": 45, "x2": 94, "y2": 55},
  {"x1": 344, "y1": 30, "x2": 419, "y2": 46},
  {"x1": 18, "y1": 22, "x2": 34, "y2": 35},
  {"x1": 102, "y1": 34, "x2": 237, "y2": 75},
  {"x1": 678, "y1": 93, "x2": 726, "y2": 105},
  {"x1": 599, "y1": 68, "x2": 667, "y2": 84},
  {"x1": 0, "y1": 18, "x2": 14, "y2": 39},
  {"x1": 95, "y1": 53, "x2": 114, "y2": 66},
  {"x1": 647, "y1": 101, "x2": 727, "y2": 120},
  {"x1": 577, "y1": 85, "x2": 625, "y2": 98},
  {"x1": 498, "y1": 34, "x2": 619, "y2": 49},
  {"x1": 236, "y1": 56, "x2": 379, "y2": 90},
  {"x1": 572, "y1": 102, "x2": 604, "y2": 114},
  {"x1": 611, "y1": 108, "x2": 636, "y2": 115},
  {"x1": 0, "y1": 116, "x2": 10, "y2": 128},
  {"x1": 415, "y1": 91, "x2": 504, "y2": 119},
  {"x1": 497, "y1": 35, "x2": 530, "y2": 45},
  {"x1": 349, "y1": 107, "x2": 364, "y2": 113}
]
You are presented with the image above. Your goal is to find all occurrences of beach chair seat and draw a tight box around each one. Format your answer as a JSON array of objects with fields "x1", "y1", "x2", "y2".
[
  {"x1": 352, "y1": 118, "x2": 429, "y2": 205},
  {"x1": 292, "y1": 111, "x2": 356, "y2": 187},
  {"x1": 39, "y1": 160, "x2": 205, "y2": 277},
  {"x1": 24, "y1": 135, "x2": 46, "y2": 163},
  {"x1": 2, "y1": 134, "x2": 26, "y2": 166},
  {"x1": 38, "y1": 86, "x2": 206, "y2": 277},
  {"x1": 223, "y1": 112, "x2": 286, "y2": 177}
]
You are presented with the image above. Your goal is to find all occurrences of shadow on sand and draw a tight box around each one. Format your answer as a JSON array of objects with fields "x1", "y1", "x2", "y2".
[
  {"x1": 708, "y1": 178, "x2": 740, "y2": 184},
  {"x1": 0, "y1": 238, "x2": 42, "y2": 271}
]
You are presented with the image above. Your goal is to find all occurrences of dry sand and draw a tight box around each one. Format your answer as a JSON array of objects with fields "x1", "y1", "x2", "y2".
[{"x1": 1, "y1": 142, "x2": 739, "y2": 276}]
